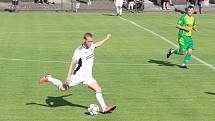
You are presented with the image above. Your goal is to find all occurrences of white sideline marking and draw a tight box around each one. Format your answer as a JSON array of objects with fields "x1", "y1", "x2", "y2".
[
  {"x1": 120, "y1": 17, "x2": 215, "y2": 70},
  {"x1": 0, "y1": 57, "x2": 214, "y2": 66}
]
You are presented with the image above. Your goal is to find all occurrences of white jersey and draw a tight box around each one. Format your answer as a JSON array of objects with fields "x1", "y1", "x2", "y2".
[
  {"x1": 115, "y1": 0, "x2": 123, "y2": 7},
  {"x1": 72, "y1": 43, "x2": 96, "y2": 76}
]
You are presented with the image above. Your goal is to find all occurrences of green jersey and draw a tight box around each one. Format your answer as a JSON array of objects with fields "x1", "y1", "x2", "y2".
[{"x1": 177, "y1": 15, "x2": 196, "y2": 37}]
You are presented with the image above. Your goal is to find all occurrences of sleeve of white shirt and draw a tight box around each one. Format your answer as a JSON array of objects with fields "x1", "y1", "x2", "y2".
[
  {"x1": 72, "y1": 49, "x2": 81, "y2": 61},
  {"x1": 91, "y1": 43, "x2": 96, "y2": 50}
]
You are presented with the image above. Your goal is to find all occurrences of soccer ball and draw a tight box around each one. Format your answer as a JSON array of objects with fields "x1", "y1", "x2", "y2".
[{"x1": 88, "y1": 104, "x2": 99, "y2": 115}]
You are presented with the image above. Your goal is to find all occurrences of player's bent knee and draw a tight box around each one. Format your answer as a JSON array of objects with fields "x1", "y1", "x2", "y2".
[
  {"x1": 95, "y1": 87, "x2": 101, "y2": 93},
  {"x1": 188, "y1": 50, "x2": 192, "y2": 54},
  {"x1": 59, "y1": 86, "x2": 66, "y2": 91},
  {"x1": 96, "y1": 89, "x2": 102, "y2": 94},
  {"x1": 60, "y1": 89, "x2": 66, "y2": 91},
  {"x1": 94, "y1": 85, "x2": 102, "y2": 93},
  {"x1": 179, "y1": 52, "x2": 186, "y2": 55},
  {"x1": 60, "y1": 87, "x2": 67, "y2": 91}
]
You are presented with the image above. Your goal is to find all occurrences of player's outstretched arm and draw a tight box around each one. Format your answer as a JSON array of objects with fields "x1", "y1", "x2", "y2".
[
  {"x1": 95, "y1": 34, "x2": 111, "y2": 48},
  {"x1": 60, "y1": 59, "x2": 76, "y2": 91},
  {"x1": 66, "y1": 59, "x2": 76, "y2": 83}
]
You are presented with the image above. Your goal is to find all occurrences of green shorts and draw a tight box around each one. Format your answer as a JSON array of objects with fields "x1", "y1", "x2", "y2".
[{"x1": 178, "y1": 36, "x2": 194, "y2": 53}]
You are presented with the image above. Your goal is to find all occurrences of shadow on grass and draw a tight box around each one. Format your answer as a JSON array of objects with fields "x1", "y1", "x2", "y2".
[
  {"x1": 4, "y1": 9, "x2": 13, "y2": 12},
  {"x1": 102, "y1": 13, "x2": 116, "y2": 16},
  {"x1": 148, "y1": 59, "x2": 188, "y2": 69},
  {"x1": 204, "y1": 92, "x2": 215, "y2": 95},
  {"x1": 26, "y1": 94, "x2": 87, "y2": 109},
  {"x1": 148, "y1": 59, "x2": 176, "y2": 66}
]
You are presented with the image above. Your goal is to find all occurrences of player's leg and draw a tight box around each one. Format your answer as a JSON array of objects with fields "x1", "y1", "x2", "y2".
[
  {"x1": 199, "y1": 1, "x2": 204, "y2": 14},
  {"x1": 181, "y1": 37, "x2": 193, "y2": 67},
  {"x1": 11, "y1": 0, "x2": 16, "y2": 12},
  {"x1": 119, "y1": 5, "x2": 122, "y2": 16},
  {"x1": 87, "y1": 81, "x2": 116, "y2": 113},
  {"x1": 128, "y1": 2, "x2": 131, "y2": 10},
  {"x1": 116, "y1": 6, "x2": 120, "y2": 16},
  {"x1": 116, "y1": 6, "x2": 119, "y2": 15},
  {"x1": 162, "y1": 2, "x2": 166, "y2": 10},
  {"x1": 167, "y1": 36, "x2": 186, "y2": 58},
  {"x1": 182, "y1": 48, "x2": 192, "y2": 66},
  {"x1": 87, "y1": 82, "x2": 106, "y2": 109},
  {"x1": 131, "y1": 1, "x2": 134, "y2": 10},
  {"x1": 88, "y1": 0, "x2": 91, "y2": 5},
  {"x1": 166, "y1": 1, "x2": 170, "y2": 9},
  {"x1": 167, "y1": 45, "x2": 187, "y2": 58},
  {"x1": 15, "y1": 0, "x2": 19, "y2": 10},
  {"x1": 39, "y1": 75, "x2": 69, "y2": 91}
]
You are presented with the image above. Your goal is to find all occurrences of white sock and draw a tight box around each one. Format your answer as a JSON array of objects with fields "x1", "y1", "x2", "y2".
[
  {"x1": 119, "y1": 7, "x2": 122, "y2": 15},
  {"x1": 96, "y1": 91, "x2": 107, "y2": 111},
  {"x1": 48, "y1": 76, "x2": 63, "y2": 89},
  {"x1": 182, "y1": 63, "x2": 186, "y2": 66},
  {"x1": 116, "y1": 7, "x2": 119, "y2": 15},
  {"x1": 171, "y1": 49, "x2": 175, "y2": 54}
]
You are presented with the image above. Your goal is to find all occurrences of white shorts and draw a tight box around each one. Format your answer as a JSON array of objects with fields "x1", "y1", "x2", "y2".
[
  {"x1": 115, "y1": 0, "x2": 123, "y2": 7},
  {"x1": 69, "y1": 74, "x2": 96, "y2": 87},
  {"x1": 199, "y1": 1, "x2": 205, "y2": 8}
]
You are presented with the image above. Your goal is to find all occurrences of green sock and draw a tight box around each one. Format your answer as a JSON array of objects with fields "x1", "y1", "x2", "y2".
[
  {"x1": 173, "y1": 50, "x2": 179, "y2": 54},
  {"x1": 183, "y1": 53, "x2": 191, "y2": 64}
]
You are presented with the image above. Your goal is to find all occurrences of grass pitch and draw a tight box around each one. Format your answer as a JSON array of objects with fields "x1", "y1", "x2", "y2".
[{"x1": 0, "y1": 12, "x2": 215, "y2": 121}]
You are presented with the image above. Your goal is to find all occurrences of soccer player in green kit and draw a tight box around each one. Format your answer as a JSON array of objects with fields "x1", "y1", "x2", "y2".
[{"x1": 167, "y1": 6, "x2": 198, "y2": 68}]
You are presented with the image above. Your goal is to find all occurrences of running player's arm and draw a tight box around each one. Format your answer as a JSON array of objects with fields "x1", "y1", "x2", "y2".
[
  {"x1": 193, "y1": 26, "x2": 198, "y2": 31},
  {"x1": 176, "y1": 16, "x2": 191, "y2": 32},
  {"x1": 95, "y1": 34, "x2": 111, "y2": 48},
  {"x1": 192, "y1": 19, "x2": 198, "y2": 31},
  {"x1": 66, "y1": 49, "x2": 80, "y2": 83},
  {"x1": 66, "y1": 59, "x2": 76, "y2": 83},
  {"x1": 61, "y1": 59, "x2": 76, "y2": 91},
  {"x1": 176, "y1": 25, "x2": 191, "y2": 32}
]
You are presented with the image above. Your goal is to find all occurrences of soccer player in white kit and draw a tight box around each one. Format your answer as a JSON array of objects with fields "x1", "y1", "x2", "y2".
[
  {"x1": 115, "y1": 0, "x2": 123, "y2": 16},
  {"x1": 39, "y1": 33, "x2": 116, "y2": 113}
]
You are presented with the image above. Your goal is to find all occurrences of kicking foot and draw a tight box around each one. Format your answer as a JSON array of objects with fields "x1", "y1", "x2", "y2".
[
  {"x1": 167, "y1": 48, "x2": 174, "y2": 58},
  {"x1": 39, "y1": 75, "x2": 51, "y2": 83},
  {"x1": 103, "y1": 105, "x2": 117, "y2": 113}
]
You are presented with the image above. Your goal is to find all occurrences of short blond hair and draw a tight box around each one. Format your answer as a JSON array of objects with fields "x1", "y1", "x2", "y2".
[{"x1": 83, "y1": 33, "x2": 93, "y2": 40}]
